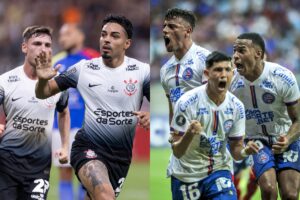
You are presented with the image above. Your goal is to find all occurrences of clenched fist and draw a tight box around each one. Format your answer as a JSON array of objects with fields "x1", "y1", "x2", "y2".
[{"x1": 187, "y1": 120, "x2": 202, "y2": 136}]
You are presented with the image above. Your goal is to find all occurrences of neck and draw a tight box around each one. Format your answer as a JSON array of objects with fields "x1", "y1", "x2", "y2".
[
  {"x1": 174, "y1": 39, "x2": 193, "y2": 60},
  {"x1": 23, "y1": 62, "x2": 38, "y2": 80},
  {"x1": 206, "y1": 84, "x2": 226, "y2": 106},
  {"x1": 245, "y1": 61, "x2": 264, "y2": 82},
  {"x1": 103, "y1": 55, "x2": 125, "y2": 68}
]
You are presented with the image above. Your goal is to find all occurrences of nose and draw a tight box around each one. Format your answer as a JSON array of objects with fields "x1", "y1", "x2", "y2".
[
  {"x1": 233, "y1": 52, "x2": 239, "y2": 62},
  {"x1": 162, "y1": 26, "x2": 168, "y2": 35}
]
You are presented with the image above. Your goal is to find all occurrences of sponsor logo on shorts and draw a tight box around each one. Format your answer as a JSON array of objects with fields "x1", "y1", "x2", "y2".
[
  {"x1": 124, "y1": 79, "x2": 138, "y2": 96},
  {"x1": 85, "y1": 149, "x2": 97, "y2": 158},
  {"x1": 262, "y1": 92, "x2": 275, "y2": 104}
]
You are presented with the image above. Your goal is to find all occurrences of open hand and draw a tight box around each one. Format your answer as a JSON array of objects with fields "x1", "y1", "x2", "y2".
[{"x1": 35, "y1": 51, "x2": 60, "y2": 80}]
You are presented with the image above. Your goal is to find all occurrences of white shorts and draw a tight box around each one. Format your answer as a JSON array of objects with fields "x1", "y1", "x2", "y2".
[{"x1": 52, "y1": 128, "x2": 78, "y2": 167}]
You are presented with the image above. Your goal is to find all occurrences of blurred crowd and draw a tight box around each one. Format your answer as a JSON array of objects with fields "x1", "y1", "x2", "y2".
[
  {"x1": 0, "y1": 0, "x2": 149, "y2": 74},
  {"x1": 151, "y1": 0, "x2": 300, "y2": 82}
]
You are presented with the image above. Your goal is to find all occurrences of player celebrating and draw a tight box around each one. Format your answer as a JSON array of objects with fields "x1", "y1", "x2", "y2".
[
  {"x1": 0, "y1": 26, "x2": 70, "y2": 199},
  {"x1": 231, "y1": 32, "x2": 300, "y2": 200},
  {"x1": 35, "y1": 15, "x2": 150, "y2": 199},
  {"x1": 52, "y1": 23, "x2": 100, "y2": 200},
  {"x1": 169, "y1": 51, "x2": 259, "y2": 200}
]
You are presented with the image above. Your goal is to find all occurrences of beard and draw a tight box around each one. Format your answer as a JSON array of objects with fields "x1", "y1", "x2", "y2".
[{"x1": 102, "y1": 53, "x2": 112, "y2": 59}]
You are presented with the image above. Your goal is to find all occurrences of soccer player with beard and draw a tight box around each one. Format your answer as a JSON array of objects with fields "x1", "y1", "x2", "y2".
[
  {"x1": 170, "y1": 51, "x2": 259, "y2": 200},
  {"x1": 0, "y1": 26, "x2": 70, "y2": 199},
  {"x1": 52, "y1": 23, "x2": 100, "y2": 200},
  {"x1": 34, "y1": 15, "x2": 150, "y2": 199},
  {"x1": 231, "y1": 32, "x2": 300, "y2": 200}
]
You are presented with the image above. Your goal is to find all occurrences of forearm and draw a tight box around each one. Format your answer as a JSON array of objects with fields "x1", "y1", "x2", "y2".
[
  {"x1": 230, "y1": 143, "x2": 245, "y2": 161},
  {"x1": 172, "y1": 132, "x2": 194, "y2": 159},
  {"x1": 286, "y1": 121, "x2": 300, "y2": 144},
  {"x1": 58, "y1": 108, "x2": 70, "y2": 150},
  {"x1": 35, "y1": 79, "x2": 60, "y2": 99}
]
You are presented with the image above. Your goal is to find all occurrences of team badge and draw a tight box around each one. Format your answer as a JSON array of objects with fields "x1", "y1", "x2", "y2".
[
  {"x1": 262, "y1": 92, "x2": 275, "y2": 104},
  {"x1": 175, "y1": 115, "x2": 186, "y2": 126},
  {"x1": 84, "y1": 149, "x2": 97, "y2": 159},
  {"x1": 124, "y1": 78, "x2": 138, "y2": 96},
  {"x1": 223, "y1": 119, "x2": 233, "y2": 133},
  {"x1": 182, "y1": 67, "x2": 193, "y2": 81},
  {"x1": 44, "y1": 96, "x2": 56, "y2": 108},
  {"x1": 257, "y1": 150, "x2": 269, "y2": 164}
]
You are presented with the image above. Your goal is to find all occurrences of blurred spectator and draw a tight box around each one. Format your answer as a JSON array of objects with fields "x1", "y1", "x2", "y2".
[
  {"x1": 151, "y1": 0, "x2": 300, "y2": 84},
  {"x1": 0, "y1": 0, "x2": 149, "y2": 74}
]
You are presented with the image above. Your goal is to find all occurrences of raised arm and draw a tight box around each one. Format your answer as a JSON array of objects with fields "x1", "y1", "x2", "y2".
[{"x1": 35, "y1": 51, "x2": 61, "y2": 99}]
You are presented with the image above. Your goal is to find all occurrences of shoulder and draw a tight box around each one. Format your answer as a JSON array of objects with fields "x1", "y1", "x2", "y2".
[
  {"x1": 227, "y1": 92, "x2": 245, "y2": 114},
  {"x1": 267, "y1": 62, "x2": 297, "y2": 86},
  {"x1": 193, "y1": 44, "x2": 211, "y2": 60},
  {"x1": 176, "y1": 86, "x2": 204, "y2": 112},
  {"x1": 125, "y1": 56, "x2": 149, "y2": 75},
  {"x1": 0, "y1": 66, "x2": 22, "y2": 84},
  {"x1": 161, "y1": 56, "x2": 176, "y2": 72}
]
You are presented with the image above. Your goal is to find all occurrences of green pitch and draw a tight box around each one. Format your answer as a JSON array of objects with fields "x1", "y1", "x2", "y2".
[{"x1": 48, "y1": 161, "x2": 149, "y2": 200}]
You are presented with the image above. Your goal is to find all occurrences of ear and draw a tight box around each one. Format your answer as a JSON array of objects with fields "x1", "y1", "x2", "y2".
[
  {"x1": 186, "y1": 26, "x2": 192, "y2": 37},
  {"x1": 21, "y1": 42, "x2": 27, "y2": 54},
  {"x1": 124, "y1": 39, "x2": 131, "y2": 50},
  {"x1": 256, "y1": 50, "x2": 263, "y2": 59},
  {"x1": 204, "y1": 68, "x2": 209, "y2": 78}
]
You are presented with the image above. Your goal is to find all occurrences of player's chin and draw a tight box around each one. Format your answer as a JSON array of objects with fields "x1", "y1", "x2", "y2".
[{"x1": 102, "y1": 53, "x2": 112, "y2": 59}]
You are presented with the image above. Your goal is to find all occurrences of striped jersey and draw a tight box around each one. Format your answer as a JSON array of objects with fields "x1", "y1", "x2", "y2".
[
  {"x1": 230, "y1": 61, "x2": 300, "y2": 142},
  {"x1": 169, "y1": 85, "x2": 245, "y2": 182},
  {"x1": 160, "y1": 43, "x2": 210, "y2": 108}
]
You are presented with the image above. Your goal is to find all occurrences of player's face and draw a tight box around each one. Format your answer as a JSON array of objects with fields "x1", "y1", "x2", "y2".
[
  {"x1": 22, "y1": 34, "x2": 52, "y2": 67},
  {"x1": 205, "y1": 61, "x2": 233, "y2": 93},
  {"x1": 233, "y1": 39, "x2": 260, "y2": 76},
  {"x1": 59, "y1": 24, "x2": 83, "y2": 52},
  {"x1": 100, "y1": 22, "x2": 131, "y2": 60},
  {"x1": 163, "y1": 17, "x2": 190, "y2": 52}
]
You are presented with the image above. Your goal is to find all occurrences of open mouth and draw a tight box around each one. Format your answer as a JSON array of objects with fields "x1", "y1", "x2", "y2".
[
  {"x1": 218, "y1": 80, "x2": 227, "y2": 90},
  {"x1": 164, "y1": 36, "x2": 171, "y2": 46},
  {"x1": 235, "y1": 63, "x2": 244, "y2": 71}
]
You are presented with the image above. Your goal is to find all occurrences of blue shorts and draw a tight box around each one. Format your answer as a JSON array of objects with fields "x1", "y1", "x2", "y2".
[
  {"x1": 251, "y1": 139, "x2": 300, "y2": 180},
  {"x1": 171, "y1": 170, "x2": 237, "y2": 200}
]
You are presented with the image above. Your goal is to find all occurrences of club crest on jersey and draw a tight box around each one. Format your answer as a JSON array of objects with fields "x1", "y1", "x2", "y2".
[
  {"x1": 124, "y1": 79, "x2": 138, "y2": 96},
  {"x1": 84, "y1": 149, "x2": 97, "y2": 159},
  {"x1": 44, "y1": 96, "x2": 56, "y2": 108},
  {"x1": 182, "y1": 67, "x2": 193, "y2": 81},
  {"x1": 224, "y1": 119, "x2": 234, "y2": 133},
  {"x1": 262, "y1": 92, "x2": 275, "y2": 104},
  {"x1": 257, "y1": 151, "x2": 269, "y2": 164}
]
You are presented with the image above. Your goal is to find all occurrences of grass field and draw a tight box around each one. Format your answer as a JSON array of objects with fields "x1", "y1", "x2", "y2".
[
  {"x1": 150, "y1": 148, "x2": 265, "y2": 200},
  {"x1": 48, "y1": 161, "x2": 149, "y2": 200}
]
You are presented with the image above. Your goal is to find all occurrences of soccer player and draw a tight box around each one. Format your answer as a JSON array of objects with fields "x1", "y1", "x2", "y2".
[
  {"x1": 160, "y1": 8, "x2": 211, "y2": 124},
  {"x1": 53, "y1": 23, "x2": 100, "y2": 200},
  {"x1": 0, "y1": 26, "x2": 70, "y2": 199},
  {"x1": 169, "y1": 51, "x2": 259, "y2": 200},
  {"x1": 231, "y1": 32, "x2": 300, "y2": 200},
  {"x1": 35, "y1": 15, "x2": 150, "y2": 199}
]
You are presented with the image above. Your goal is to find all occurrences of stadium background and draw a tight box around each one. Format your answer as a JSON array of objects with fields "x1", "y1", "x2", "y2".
[
  {"x1": 150, "y1": 0, "x2": 300, "y2": 200},
  {"x1": 0, "y1": 0, "x2": 149, "y2": 199}
]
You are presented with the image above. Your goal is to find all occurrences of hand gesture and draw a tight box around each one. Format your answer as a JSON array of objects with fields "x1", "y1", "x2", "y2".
[
  {"x1": 54, "y1": 147, "x2": 69, "y2": 164},
  {"x1": 35, "y1": 51, "x2": 60, "y2": 80},
  {"x1": 133, "y1": 111, "x2": 149, "y2": 130},
  {"x1": 187, "y1": 120, "x2": 202, "y2": 136},
  {"x1": 244, "y1": 140, "x2": 260, "y2": 155},
  {"x1": 272, "y1": 135, "x2": 289, "y2": 154}
]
